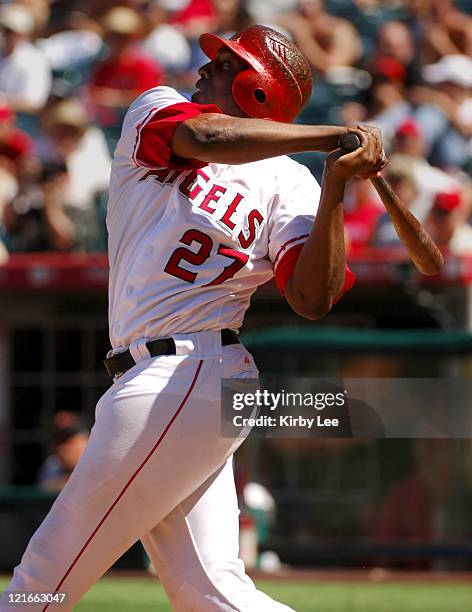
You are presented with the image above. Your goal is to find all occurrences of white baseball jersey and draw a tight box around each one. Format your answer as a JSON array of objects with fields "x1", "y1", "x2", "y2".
[{"x1": 107, "y1": 86, "x2": 322, "y2": 349}]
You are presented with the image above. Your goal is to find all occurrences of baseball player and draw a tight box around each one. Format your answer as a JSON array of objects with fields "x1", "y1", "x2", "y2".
[{"x1": 2, "y1": 26, "x2": 385, "y2": 611}]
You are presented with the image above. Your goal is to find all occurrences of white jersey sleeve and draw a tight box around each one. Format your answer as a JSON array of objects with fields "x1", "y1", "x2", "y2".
[
  {"x1": 114, "y1": 86, "x2": 221, "y2": 170},
  {"x1": 268, "y1": 162, "x2": 321, "y2": 292},
  {"x1": 267, "y1": 160, "x2": 356, "y2": 298}
]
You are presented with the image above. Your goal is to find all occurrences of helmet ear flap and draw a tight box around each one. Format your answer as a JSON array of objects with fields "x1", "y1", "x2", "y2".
[
  {"x1": 232, "y1": 69, "x2": 270, "y2": 119},
  {"x1": 232, "y1": 67, "x2": 300, "y2": 123}
]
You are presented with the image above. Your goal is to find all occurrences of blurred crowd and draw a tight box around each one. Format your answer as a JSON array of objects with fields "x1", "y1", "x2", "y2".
[{"x1": 0, "y1": 0, "x2": 471, "y2": 260}]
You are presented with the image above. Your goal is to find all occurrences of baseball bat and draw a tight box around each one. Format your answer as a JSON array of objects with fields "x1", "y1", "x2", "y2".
[{"x1": 338, "y1": 133, "x2": 444, "y2": 276}]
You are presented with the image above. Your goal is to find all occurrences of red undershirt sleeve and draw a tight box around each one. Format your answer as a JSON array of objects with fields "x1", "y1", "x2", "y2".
[
  {"x1": 132, "y1": 101, "x2": 222, "y2": 170},
  {"x1": 274, "y1": 243, "x2": 356, "y2": 304}
]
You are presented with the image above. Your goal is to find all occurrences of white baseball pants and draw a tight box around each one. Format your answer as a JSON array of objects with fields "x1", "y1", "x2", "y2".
[{"x1": 1, "y1": 332, "x2": 294, "y2": 611}]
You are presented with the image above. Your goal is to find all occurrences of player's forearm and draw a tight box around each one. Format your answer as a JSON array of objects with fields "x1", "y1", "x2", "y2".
[
  {"x1": 284, "y1": 169, "x2": 346, "y2": 320},
  {"x1": 173, "y1": 114, "x2": 347, "y2": 164}
]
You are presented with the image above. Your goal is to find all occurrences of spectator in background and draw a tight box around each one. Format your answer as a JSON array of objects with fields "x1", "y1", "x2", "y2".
[
  {"x1": 38, "y1": 11, "x2": 103, "y2": 74},
  {"x1": 3, "y1": 160, "x2": 73, "y2": 252},
  {"x1": 425, "y1": 190, "x2": 472, "y2": 256},
  {"x1": 0, "y1": 101, "x2": 35, "y2": 257},
  {"x1": 4, "y1": 97, "x2": 110, "y2": 252},
  {"x1": 141, "y1": 1, "x2": 192, "y2": 76},
  {"x1": 365, "y1": 21, "x2": 422, "y2": 87},
  {"x1": 167, "y1": 0, "x2": 215, "y2": 38},
  {"x1": 412, "y1": 54, "x2": 472, "y2": 169},
  {"x1": 210, "y1": 0, "x2": 253, "y2": 35},
  {"x1": 37, "y1": 412, "x2": 89, "y2": 492},
  {"x1": 0, "y1": 3, "x2": 51, "y2": 112},
  {"x1": 248, "y1": 0, "x2": 297, "y2": 24},
  {"x1": 0, "y1": 102, "x2": 33, "y2": 179},
  {"x1": 88, "y1": 6, "x2": 165, "y2": 126},
  {"x1": 17, "y1": 0, "x2": 50, "y2": 33},
  {"x1": 405, "y1": 0, "x2": 431, "y2": 56},
  {"x1": 344, "y1": 177, "x2": 382, "y2": 251},
  {"x1": 278, "y1": 0, "x2": 362, "y2": 75},
  {"x1": 44, "y1": 0, "x2": 150, "y2": 28},
  {"x1": 419, "y1": 0, "x2": 472, "y2": 62},
  {"x1": 363, "y1": 57, "x2": 410, "y2": 145},
  {"x1": 390, "y1": 119, "x2": 460, "y2": 220},
  {"x1": 345, "y1": 0, "x2": 407, "y2": 51},
  {"x1": 37, "y1": 98, "x2": 111, "y2": 250}
]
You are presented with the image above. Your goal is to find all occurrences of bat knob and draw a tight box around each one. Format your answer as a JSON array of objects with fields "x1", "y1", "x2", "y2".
[{"x1": 339, "y1": 133, "x2": 361, "y2": 154}]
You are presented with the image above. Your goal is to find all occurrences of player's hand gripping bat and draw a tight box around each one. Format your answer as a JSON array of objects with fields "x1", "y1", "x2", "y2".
[{"x1": 339, "y1": 133, "x2": 444, "y2": 276}]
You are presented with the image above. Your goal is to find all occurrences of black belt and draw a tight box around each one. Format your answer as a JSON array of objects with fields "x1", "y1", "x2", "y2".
[{"x1": 104, "y1": 329, "x2": 240, "y2": 377}]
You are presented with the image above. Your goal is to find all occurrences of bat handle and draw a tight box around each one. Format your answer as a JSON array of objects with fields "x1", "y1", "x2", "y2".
[{"x1": 338, "y1": 133, "x2": 361, "y2": 154}]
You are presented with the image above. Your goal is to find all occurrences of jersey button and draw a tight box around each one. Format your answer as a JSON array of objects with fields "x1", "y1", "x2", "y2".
[
  {"x1": 170, "y1": 209, "x2": 176, "y2": 217},
  {"x1": 115, "y1": 323, "x2": 121, "y2": 333},
  {"x1": 126, "y1": 285, "x2": 134, "y2": 295},
  {"x1": 145, "y1": 245, "x2": 154, "y2": 256}
]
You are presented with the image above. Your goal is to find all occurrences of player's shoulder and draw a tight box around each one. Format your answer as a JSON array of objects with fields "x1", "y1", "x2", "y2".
[
  {"x1": 272, "y1": 155, "x2": 314, "y2": 174},
  {"x1": 264, "y1": 155, "x2": 320, "y2": 190},
  {"x1": 123, "y1": 86, "x2": 190, "y2": 129},
  {"x1": 129, "y1": 86, "x2": 187, "y2": 113}
]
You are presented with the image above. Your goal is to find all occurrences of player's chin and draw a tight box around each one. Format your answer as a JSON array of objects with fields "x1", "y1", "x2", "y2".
[{"x1": 191, "y1": 89, "x2": 207, "y2": 104}]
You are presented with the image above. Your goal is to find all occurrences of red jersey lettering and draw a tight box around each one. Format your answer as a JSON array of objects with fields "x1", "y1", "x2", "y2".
[
  {"x1": 238, "y1": 209, "x2": 264, "y2": 249},
  {"x1": 199, "y1": 184, "x2": 227, "y2": 213},
  {"x1": 179, "y1": 169, "x2": 210, "y2": 200},
  {"x1": 220, "y1": 193, "x2": 244, "y2": 231},
  {"x1": 138, "y1": 168, "x2": 173, "y2": 183}
]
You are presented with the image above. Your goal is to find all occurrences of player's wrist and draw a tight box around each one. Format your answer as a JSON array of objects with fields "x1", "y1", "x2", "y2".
[
  {"x1": 302, "y1": 125, "x2": 349, "y2": 153},
  {"x1": 323, "y1": 158, "x2": 348, "y2": 184}
]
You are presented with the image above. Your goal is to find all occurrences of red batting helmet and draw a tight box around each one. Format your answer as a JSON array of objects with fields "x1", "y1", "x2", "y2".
[{"x1": 199, "y1": 25, "x2": 313, "y2": 123}]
